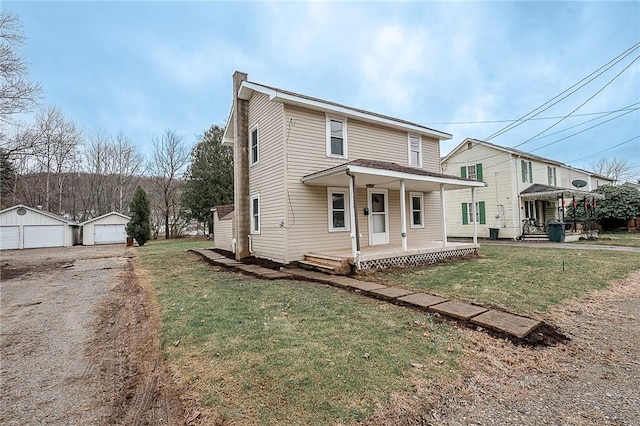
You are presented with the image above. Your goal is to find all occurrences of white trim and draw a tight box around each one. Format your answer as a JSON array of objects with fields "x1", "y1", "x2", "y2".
[
  {"x1": 326, "y1": 115, "x2": 348, "y2": 159},
  {"x1": 400, "y1": 181, "x2": 407, "y2": 251},
  {"x1": 250, "y1": 123, "x2": 259, "y2": 166},
  {"x1": 409, "y1": 192, "x2": 424, "y2": 229},
  {"x1": 250, "y1": 193, "x2": 260, "y2": 234},
  {"x1": 80, "y1": 211, "x2": 131, "y2": 226},
  {"x1": 408, "y1": 134, "x2": 422, "y2": 168},
  {"x1": 238, "y1": 81, "x2": 452, "y2": 140},
  {"x1": 327, "y1": 187, "x2": 350, "y2": 232},
  {"x1": 367, "y1": 188, "x2": 389, "y2": 245}
]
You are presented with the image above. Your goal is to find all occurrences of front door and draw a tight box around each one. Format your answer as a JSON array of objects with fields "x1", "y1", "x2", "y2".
[{"x1": 368, "y1": 189, "x2": 389, "y2": 245}]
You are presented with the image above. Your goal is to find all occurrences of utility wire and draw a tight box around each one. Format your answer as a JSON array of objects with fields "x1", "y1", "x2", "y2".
[
  {"x1": 565, "y1": 135, "x2": 639, "y2": 163},
  {"x1": 482, "y1": 42, "x2": 639, "y2": 141}
]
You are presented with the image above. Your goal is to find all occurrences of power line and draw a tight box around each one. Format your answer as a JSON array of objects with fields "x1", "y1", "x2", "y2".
[
  {"x1": 483, "y1": 42, "x2": 639, "y2": 141},
  {"x1": 565, "y1": 135, "x2": 639, "y2": 163},
  {"x1": 421, "y1": 106, "x2": 639, "y2": 125}
]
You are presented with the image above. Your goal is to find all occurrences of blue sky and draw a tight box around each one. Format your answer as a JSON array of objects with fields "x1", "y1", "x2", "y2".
[{"x1": 5, "y1": 1, "x2": 640, "y2": 180}]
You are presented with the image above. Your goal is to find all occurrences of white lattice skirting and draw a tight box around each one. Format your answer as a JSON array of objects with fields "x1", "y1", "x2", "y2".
[{"x1": 359, "y1": 247, "x2": 478, "y2": 270}]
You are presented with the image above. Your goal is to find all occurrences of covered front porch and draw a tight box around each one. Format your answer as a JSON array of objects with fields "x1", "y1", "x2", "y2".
[{"x1": 301, "y1": 159, "x2": 485, "y2": 271}]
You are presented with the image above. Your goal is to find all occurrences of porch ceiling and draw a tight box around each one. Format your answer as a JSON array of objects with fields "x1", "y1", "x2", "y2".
[{"x1": 301, "y1": 159, "x2": 486, "y2": 192}]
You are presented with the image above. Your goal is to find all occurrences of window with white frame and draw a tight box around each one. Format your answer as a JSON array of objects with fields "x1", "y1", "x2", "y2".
[
  {"x1": 466, "y1": 165, "x2": 477, "y2": 180},
  {"x1": 250, "y1": 193, "x2": 260, "y2": 234},
  {"x1": 327, "y1": 187, "x2": 350, "y2": 231},
  {"x1": 408, "y1": 134, "x2": 422, "y2": 167},
  {"x1": 467, "y1": 202, "x2": 479, "y2": 223},
  {"x1": 410, "y1": 192, "x2": 424, "y2": 228},
  {"x1": 547, "y1": 166, "x2": 557, "y2": 186},
  {"x1": 521, "y1": 160, "x2": 532, "y2": 183},
  {"x1": 250, "y1": 125, "x2": 259, "y2": 165},
  {"x1": 326, "y1": 117, "x2": 347, "y2": 158}
]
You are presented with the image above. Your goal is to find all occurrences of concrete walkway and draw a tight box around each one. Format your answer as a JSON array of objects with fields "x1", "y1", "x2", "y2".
[
  {"x1": 478, "y1": 239, "x2": 640, "y2": 253},
  {"x1": 190, "y1": 249, "x2": 542, "y2": 340}
]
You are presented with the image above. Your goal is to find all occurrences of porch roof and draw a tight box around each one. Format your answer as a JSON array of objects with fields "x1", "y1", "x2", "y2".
[
  {"x1": 519, "y1": 184, "x2": 605, "y2": 201},
  {"x1": 301, "y1": 159, "x2": 486, "y2": 192}
]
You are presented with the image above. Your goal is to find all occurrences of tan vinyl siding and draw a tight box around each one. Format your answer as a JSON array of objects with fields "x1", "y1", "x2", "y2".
[
  {"x1": 283, "y1": 104, "x2": 446, "y2": 261},
  {"x1": 247, "y1": 92, "x2": 287, "y2": 263},
  {"x1": 214, "y1": 216, "x2": 234, "y2": 252},
  {"x1": 442, "y1": 143, "x2": 520, "y2": 239}
]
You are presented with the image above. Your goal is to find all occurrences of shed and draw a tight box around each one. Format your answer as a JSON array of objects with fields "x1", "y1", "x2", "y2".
[
  {"x1": 0, "y1": 204, "x2": 79, "y2": 250},
  {"x1": 81, "y1": 212, "x2": 131, "y2": 245}
]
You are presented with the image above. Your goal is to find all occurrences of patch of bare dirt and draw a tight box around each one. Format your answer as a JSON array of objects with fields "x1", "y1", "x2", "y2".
[{"x1": 367, "y1": 270, "x2": 640, "y2": 425}]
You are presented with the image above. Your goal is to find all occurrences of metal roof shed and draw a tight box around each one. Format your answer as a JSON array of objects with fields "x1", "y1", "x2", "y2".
[
  {"x1": 0, "y1": 204, "x2": 79, "y2": 250},
  {"x1": 80, "y1": 212, "x2": 131, "y2": 245}
]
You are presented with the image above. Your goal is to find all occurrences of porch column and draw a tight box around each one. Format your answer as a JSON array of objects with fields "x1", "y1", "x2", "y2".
[
  {"x1": 440, "y1": 184, "x2": 448, "y2": 247},
  {"x1": 348, "y1": 172, "x2": 358, "y2": 261},
  {"x1": 400, "y1": 180, "x2": 407, "y2": 251},
  {"x1": 471, "y1": 187, "x2": 478, "y2": 244}
]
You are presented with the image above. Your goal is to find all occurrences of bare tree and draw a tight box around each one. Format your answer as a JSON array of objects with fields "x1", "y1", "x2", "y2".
[
  {"x1": 113, "y1": 132, "x2": 144, "y2": 212},
  {"x1": 148, "y1": 129, "x2": 189, "y2": 239},
  {"x1": 0, "y1": 11, "x2": 42, "y2": 124},
  {"x1": 590, "y1": 157, "x2": 634, "y2": 184}
]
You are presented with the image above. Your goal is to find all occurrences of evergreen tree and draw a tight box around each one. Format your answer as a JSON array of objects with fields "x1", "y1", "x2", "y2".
[
  {"x1": 126, "y1": 185, "x2": 151, "y2": 246},
  {"x1": 0, "y1": 150, "x2": 16, "y2": 202},
  {"x1": 181, "y1": 125, "x2": 233, "y2": 233}
]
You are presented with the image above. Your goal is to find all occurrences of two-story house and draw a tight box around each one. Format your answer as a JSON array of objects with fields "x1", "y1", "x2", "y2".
[
  {"x1": 216, "y1": 72, "x2": 485, "y2": 272},
  {"x1": 441, "y1": 138, "x2": 613, "y2": 240}
]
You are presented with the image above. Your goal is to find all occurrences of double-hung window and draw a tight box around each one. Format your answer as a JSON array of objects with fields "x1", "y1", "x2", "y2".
[
  {"x1": 547, "y1": 166, "x2": 557, "y2": 186},
  {"x1": 326, "y1": 117, "x2": 347, "y2": 158},
  {"x1": 462, "y1": 201, "x2": 486, "y2": 225},
  {"x1": 408, "y1": 134, "x2": 422, "y2": 167},
  {"x1": 250, "y1": 193, "x2": 260, "y2": 234},
  {"x1": 327, "y1": 187, "x2": 349, "y2": 231},
  {"x1": 521, "y1": 160, "x2": 533, "y2": 183},
  {"x1": 410, "y1": 192, "x2": 424, "y2": 228},
  {"x1": 461, "y1": 163, "x2": 483, "y2": 181},
  {"x1": 250, "y1": 125, "x2": 259, "y2": 165}
]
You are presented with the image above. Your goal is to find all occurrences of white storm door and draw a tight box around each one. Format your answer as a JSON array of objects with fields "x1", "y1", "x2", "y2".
[{"x1": 368, "y1": 189, "x2": 389, "y2": 245}]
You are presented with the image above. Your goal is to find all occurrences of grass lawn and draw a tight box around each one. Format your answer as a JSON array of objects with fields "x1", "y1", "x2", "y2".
[
  {"x1": 137, "y1": 239, "x2": 464, "y2": 425},
  {"x1": 570, "y1": 232, "x2": 640, "y2": 248},
  {"x1": 370, "y1": 245, "x2": 640, "y2": 314}
]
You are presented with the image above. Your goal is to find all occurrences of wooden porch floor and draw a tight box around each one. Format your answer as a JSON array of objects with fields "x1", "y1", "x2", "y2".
[{"x1": 307, "y1": 241, "x2": 479, "y2": 263}]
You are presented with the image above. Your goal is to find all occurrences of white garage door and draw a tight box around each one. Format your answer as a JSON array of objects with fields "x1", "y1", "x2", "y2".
[
  {"x1": 24, "y1": 225, "x2": 65, "y2": 248},
  {"x1": 0, "y1": 226, "x2": 20, "y2": 250},
  {"x1": 94, "y1": 224, "x2": 125, "y2": 244}
]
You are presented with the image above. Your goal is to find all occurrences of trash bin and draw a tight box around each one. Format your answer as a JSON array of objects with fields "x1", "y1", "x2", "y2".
[
  {"x1": 548, "y1": 221, "x2": 565, "y2": 243},
  {"x1": 489, "y1": 228, "x2": 499, "y2": 240},
  {"x1": 126, "y1": 236, "x2": 134, "y2": 247}
]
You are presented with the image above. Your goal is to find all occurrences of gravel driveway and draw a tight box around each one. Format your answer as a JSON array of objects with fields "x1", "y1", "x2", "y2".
[{"x1": 0, "y1": 245, "x2": 183, "y2": 425}]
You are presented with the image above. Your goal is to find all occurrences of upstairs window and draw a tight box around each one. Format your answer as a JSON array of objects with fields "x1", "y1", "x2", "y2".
[
  {"x1": 410, "y1": 192, "x2": 424, "y2": 228},
  {"x1": 521, "y1": 160, "x2": 533, "y2": 183},
  {"x1": 250, "y1": 125, "x2": 259, "y2": 165},
  {"x1": 326, "y1": 117, "x2": 347, "y2": 158},
  {"x1": 547, "y1": 166, "x2": 557, "y2": 186},
  {"x1": 408, "y1": 134, "x2": 422, "y2": 167},
  {"x1": 461, "y1": 163, "x2": 483, "y2": 181}
]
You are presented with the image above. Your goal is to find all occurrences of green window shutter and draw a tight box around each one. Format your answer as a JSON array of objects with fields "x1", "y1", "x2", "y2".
[
  {"x1": 462, "y1": 203, "x2": 468, "y2": 225},
  {"x1": 479, "y1": 201, "x2": 486, "y2": 224},
  {"x1": 476, "y1": 163, "x2": 483, "y2": 181},
  {"x1": 521, "y1": 160, "x2": 526, "y2": 182},
  {"x1": 528, "y1": 162, "x2": 533, "y2": 183},
  {"x1": 460, "y1": 166, "x2": 467, "y2": 178}
]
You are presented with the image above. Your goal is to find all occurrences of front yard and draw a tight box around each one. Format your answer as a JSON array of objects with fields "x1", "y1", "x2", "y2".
[
  {"x1": 570, "y1": 232, "x2": 640, "y2": 248},
  {"x1": 137, "y1": 239, "x2": 640, "y2": 425}
]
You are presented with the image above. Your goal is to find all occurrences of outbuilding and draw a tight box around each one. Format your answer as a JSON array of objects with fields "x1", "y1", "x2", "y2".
[
  {"x1": 81, "y1": 212, "x2": 131, "y2": 245},
  {"x1": 0, "y1": 204, "x2": 79, "y2": 250}
]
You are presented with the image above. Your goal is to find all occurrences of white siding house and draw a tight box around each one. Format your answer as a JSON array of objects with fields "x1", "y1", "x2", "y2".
[
  {"x1": 212, "y1": 205, "x2": 234, "y2": 252},
  {"x1": 0, "y1": 204, "x2": 79, "y2": 250},
  {"x1": 81, "y1": 212, "x2": 131, "y2": 245},
  {"x1": 441, "y1": 139, "x2": 613, "y2": 240}
]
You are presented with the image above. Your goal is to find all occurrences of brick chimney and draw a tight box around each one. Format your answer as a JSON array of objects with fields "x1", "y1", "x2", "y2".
[{"x1": 232, "y1": 71, "x2": 250, "y2": 260}]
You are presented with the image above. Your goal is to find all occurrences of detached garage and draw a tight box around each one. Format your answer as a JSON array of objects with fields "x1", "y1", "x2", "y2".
[
  {"x1": 81, "y1": 212, "x2": 131, "y2": 245},
  {"x1": 0, "y1": 204, "x2": 79, "y2": 250}
]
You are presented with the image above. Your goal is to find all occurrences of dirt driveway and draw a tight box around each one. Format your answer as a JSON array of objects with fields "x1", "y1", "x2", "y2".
[{"x1": 0, "y1": 245, "x2": 182, "y2": 425}]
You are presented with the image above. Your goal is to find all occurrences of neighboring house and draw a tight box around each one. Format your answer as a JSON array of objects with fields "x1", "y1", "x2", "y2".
[
  {"x1": 441, "y1": 138, "x2": 613, "y2": 240},
  {"x1": 0, "y1": 204, "x2": 80, "y2": 250},
  {"x1": 80, "y1": 212, "x2": 131, "y2": 245},
  {"x1": 212, "y1": 204, "x2": 235, "y2": 252},
  {"x1": 219, "y1": 72, "x2": 485, "y2": 271}
]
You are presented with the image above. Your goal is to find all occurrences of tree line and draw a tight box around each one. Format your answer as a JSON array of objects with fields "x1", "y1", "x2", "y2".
[{"x1": 0, "y1": 11, "x2": 232, "y2": 238}]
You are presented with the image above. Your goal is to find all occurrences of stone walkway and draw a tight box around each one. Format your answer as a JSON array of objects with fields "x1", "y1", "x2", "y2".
[{"x1": 190, "y1": 249, "x2": 542, "y2": 340}]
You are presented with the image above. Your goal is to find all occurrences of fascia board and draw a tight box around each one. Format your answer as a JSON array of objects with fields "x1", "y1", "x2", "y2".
[{"x1": 347, "y1": 165, "x2": 486, "y2": 188}]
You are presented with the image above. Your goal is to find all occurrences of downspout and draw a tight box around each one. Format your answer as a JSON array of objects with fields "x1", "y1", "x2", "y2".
[{"x1": 346, "y1": 169, "x2": 361, "y2": 269}]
